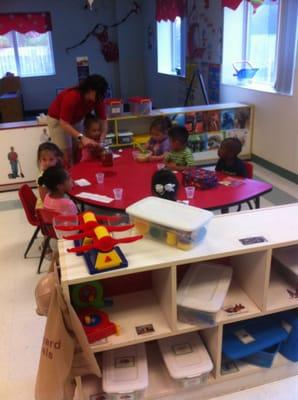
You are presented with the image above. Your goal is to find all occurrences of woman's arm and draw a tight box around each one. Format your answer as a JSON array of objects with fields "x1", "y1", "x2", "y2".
[
  {"x1": 100, "y1": 120, "x2": 108, "y2": 142},
  {"x1": 59, "y1": 119, "x2": 97, "y2": 147}
]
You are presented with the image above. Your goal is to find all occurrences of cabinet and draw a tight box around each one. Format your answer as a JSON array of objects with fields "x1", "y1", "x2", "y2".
[
  {"x1": 107, "y1": 102, "x2": 253, "y2": 165},
  {"x1": 60, "y1": 204, "x2": 298, "y2": 400}
]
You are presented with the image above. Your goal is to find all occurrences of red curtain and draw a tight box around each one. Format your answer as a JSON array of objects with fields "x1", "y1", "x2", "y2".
[
  {"x1": 222, "y1": 1, "x2": 275, "y2": 12},
  {"x1": 0, "y1": 12, "x2": 52, "y2": 35},
  {"x1": 222, "y1": 0, "x2": 243, "y2": 10},
  {"x1": 156, "y1": 0, "x2": 187, "y2": 22}
]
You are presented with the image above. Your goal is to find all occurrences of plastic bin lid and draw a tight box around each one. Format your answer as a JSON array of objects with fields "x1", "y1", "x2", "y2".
[
  {"x1": 102, "y1": 343, "x2": 148, "y2": 394},
  {"x1": 222, "y1": 316, "x2": 289, "y2": 360},
  {"x1": 126, "y1": 197, "x2": 213, "y2": 233},
  {"x1": 273, "y1": 247, "x2": 298, "y2": 276},
  {"x1": 158, "y1": 333, "x2": 213, "y2": 379},
  {"x1": 128, "y1": 96, "x2": 151, "y2": 103},
  {"x1": 119, "y1": 131, "x2": 133, "y2": 137},
  {"x1": 177, "y1": 263, "x2": 233, "y2": 313},
  {"x1": 104, "y1": 98, "x2": 123, "y2": 104}
]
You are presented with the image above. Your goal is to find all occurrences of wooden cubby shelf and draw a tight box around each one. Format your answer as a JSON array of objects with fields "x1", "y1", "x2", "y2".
[{"x1": 61, "y1": 204, "x2": 298, "y2": 400}]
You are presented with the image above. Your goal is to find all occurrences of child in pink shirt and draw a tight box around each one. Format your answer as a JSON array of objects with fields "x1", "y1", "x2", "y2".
[{"x1": 41, "y1": 166, "x2": 77, "y2": 215}]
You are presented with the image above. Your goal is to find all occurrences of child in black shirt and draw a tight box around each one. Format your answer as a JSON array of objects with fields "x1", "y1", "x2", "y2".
[{"x1": 216, "y1": 138, "x2": 247, "y2": 177}]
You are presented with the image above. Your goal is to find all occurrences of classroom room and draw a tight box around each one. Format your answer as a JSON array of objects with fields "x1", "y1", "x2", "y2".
[{"x1": 0, "y1": 0, "x2": 297, "y2": 399}]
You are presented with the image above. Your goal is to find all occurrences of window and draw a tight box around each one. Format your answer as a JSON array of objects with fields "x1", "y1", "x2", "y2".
[
  {"x1": 157, "y1": 17, "x2": 186, "y2": 77},
  {"x1": 0, "y1": 31, "x2": 55, "y2": 78},
  {"x1": 222, "y1": 0, "x2": 298, "y2": 94}
]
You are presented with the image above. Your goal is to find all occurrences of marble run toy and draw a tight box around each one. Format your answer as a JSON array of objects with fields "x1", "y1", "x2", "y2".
[
  {"x1": 56, "y1": 211, "x2": 142, "y2": 274},
  {"x1": 70, "y1": 281, "x2": 119, "y2": 343}
]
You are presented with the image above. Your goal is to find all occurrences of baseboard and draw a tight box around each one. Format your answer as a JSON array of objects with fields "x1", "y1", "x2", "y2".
[{"x1": 252, "y1": 154, "x2": 298, "y2": 184}]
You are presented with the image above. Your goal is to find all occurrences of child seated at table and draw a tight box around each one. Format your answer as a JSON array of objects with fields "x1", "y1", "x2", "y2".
[
  {"x1": 165, "y1": 126, "x2": 194, "y2": 171},
  {"x1": 36, "y1": 142, "x2": 64, "y2": 209},
  {"x1": 216, "y1": 137, "x2": 247, "y2": 177},
  {"x1": 79, "y1": 114, "x2": 104, "y2": 162},
  {"x1": 151, "y1": 169, "x2": 179, "y2": 201},
  {"x1": 41, "y1": 165, "x2": 78, "y2": 215},
  {"x1": 143, "y1": 117, "x2": 171, "y2": 161}
]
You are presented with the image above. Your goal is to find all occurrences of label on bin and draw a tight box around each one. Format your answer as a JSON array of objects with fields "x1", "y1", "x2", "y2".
[
  {"x1": 112, "y1": 107, "x2": 121, "y2": 114},
  {"x1": 135, "y1": 323, "x2": 155, "y2": 335},
  {"x1": 115, "y1": 356, "x2": 135, "y2": 369},
  {"x1": 172, "y1": 343, "x2": 193, "y2": 356},
  {"x1": 235, "y1": 329, "x2": 255, "y2": 344}
]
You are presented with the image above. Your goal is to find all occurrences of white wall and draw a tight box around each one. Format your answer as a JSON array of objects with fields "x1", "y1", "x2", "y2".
[{"x1": 221, "y1": 58, "x2": 298, "y2": 175}]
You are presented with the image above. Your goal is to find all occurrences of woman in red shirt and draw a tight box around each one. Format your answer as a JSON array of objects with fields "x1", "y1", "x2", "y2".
[{"x1": 48, "y1": 74, "x2": 108, "y2": 162}]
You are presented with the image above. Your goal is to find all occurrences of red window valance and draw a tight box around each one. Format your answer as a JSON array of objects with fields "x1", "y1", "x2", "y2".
[
  {"x1": 0, "y1": 12, "x2": 52, "y2": 35},
  {"x1": 222, "y1": 0, "x2": 277, "y2": 12},
  {"x1": 156, "y1": 0, "x2": 187, "y2": 22}
]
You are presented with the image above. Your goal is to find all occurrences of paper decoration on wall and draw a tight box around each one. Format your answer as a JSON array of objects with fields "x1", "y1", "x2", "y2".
[
  {"x1": 94, "y1": 29, "x2": 119, "y2": 63},
  {"x1": 76, "y1": 57, "x2": 90, "y2": 83},
  {"x1": 84, "y1": 0, "x2": 95, "y2": 10},
  {"x1": 66, "y1": 1, "x2": 141, "y2": 63}
]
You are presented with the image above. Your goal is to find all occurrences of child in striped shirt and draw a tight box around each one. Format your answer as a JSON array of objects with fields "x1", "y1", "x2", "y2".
[{"x1": 165, "y1": 126, "x2": 194, "y2": 171}]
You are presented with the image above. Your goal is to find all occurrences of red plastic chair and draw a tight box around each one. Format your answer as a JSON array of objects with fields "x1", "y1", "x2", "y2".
[
  {"x1": 244, "y1": 161, "x2": 253, "y2": 179},
  {"x1": 18, "y1": 184, "x2": 41, "y2": 259},
  {"x1": 36, "y1": 208, "x2": 59, "y2": 274}
]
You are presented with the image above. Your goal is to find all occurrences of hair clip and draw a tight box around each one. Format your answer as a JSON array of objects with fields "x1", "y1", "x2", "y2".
[{"x1": 155, "y1": 183, "x2": 176, "y2": 194}]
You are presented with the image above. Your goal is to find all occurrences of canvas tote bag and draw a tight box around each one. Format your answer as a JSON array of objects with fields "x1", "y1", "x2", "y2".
[
  {"x1": 35, "y1": 285, "x2": 76, "y2": 400},
  {"x1": 35, "y1": 263, "x2": 101, "y2": 400}
]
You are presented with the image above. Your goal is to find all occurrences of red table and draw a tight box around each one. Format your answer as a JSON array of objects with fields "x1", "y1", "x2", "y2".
[{"x1": 69, "y1": 149, "x2": 272, "y2": 212}]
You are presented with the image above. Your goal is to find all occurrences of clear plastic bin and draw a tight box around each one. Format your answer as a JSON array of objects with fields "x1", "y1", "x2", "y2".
[
  {"x1": 104, "y1": 98, "x2": 124, "y2": 117},
  {"x1": 126, "y1": 197, "x2": 213, "y2": 251},
  {"x1": 119, "y1": 132, "x2": 133, "y2": 144},
  {"x1": 177, "y1": 263, "x2": 233, "y2": 325},
  {"x1": 272, "y1": 246, "x2": 298, "y2": 285},
  {"x1": 104, "y1": 133, "x2": 116, "y2": 147},
  {"x1": 158, "y1": 333, "x2": 213, "y2": 388},
  {"x1": 102, "y1": 343, "x2": 148, "y2": 400},
  {"x1": 128, "y1": 97, "x2": 152, "y2": 115}
]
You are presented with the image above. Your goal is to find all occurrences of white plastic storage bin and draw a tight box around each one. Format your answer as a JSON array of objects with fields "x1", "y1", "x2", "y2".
[
  {"x1": 158, "y1": 332, "x2": 213, "y2": 387},
  {"x1": 126, "y1": 197, "x2": 213, "y2": 251},
  {"x1": 119, "y1": 132, "x2": 133, "y2": 145},
  {"x1": 273, "y1": 246, "x2": 298, "y2": 285},
  {"x1": 177, "y1": 263, "x2": 233, "y2": 325},
  {"x1": 102, "y1": 343, "x2": 148, "y2": 400},
  {"x1": 104, "y1": 133, "x2": 116, "y2": 147}
]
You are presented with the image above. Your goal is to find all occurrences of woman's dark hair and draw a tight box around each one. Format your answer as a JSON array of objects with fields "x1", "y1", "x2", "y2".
[
  {"x1": 220, "y1": 137, "x2": 242, "y2": 157},
  {"x1": 151, "y1": 169, "x2": 179, "y2": 201},
  {"x1": 77, "y1": 74, "x2": 108, "y2": 102},
  {"x1": 150, "y1": 116, "x2": 172, "y2": 135},
  {"x1": 40, "y1": 166, "x2": 69, "y2": 193},
  {"x1": 37, "y1": 142, "x2": 63, "y2": 163},
  {"x1": 168, "y1": 126, "x2": 189, "y2": 145},
  {"x1": 83, "y1": 113, "x2": 100, "y2": 131}
]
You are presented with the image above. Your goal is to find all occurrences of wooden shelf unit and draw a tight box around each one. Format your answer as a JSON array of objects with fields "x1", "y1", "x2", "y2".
[
  {"x1": 61, "y1": 204, "x2": 298, "y2": 400},
  {"x1": 106, "y1": 102, "x2": 253, "y2": 164}
]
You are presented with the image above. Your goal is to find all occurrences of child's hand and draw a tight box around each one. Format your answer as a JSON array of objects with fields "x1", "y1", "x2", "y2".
[{"x1": 82, "y1": 136, "x2": 98, "y2": 147}]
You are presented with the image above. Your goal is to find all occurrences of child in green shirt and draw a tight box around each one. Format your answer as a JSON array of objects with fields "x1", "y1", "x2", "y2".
[{"x1": 165, "y1": 126, "x2": 194, "y2": 171}]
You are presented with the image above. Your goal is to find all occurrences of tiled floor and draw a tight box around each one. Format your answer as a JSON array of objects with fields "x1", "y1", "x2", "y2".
[{"x1": 0, "y1": 165, "x2": 297, "y2": 400}]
